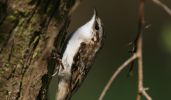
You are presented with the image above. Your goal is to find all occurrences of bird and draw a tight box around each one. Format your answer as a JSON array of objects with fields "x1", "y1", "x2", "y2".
[{"x1": 55, "y1": 9, "x2": 104, "y2": 100}]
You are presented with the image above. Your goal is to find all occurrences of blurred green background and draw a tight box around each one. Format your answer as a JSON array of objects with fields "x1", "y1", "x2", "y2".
[{"x1": 49, "y1": 0, "x2": 171, "y2": 100}]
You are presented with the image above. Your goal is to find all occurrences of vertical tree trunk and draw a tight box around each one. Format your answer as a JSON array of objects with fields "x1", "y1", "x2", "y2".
[{"x1": 0, "y1": 0, "x2": 80, "y2": 99}]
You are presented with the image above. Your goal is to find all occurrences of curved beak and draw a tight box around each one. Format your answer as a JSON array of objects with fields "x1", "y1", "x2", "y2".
[
  {"x1": 93, "y1": 8, "x2": 102, "y2": 26},
  {"x1": 90, "y1": 8, "x2": 98, "y2": 21},
  {"x1": 93, "y1": 8, "x2": 98, "y2": 18}
]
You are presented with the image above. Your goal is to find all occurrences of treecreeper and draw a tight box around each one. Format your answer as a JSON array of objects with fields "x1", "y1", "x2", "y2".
[{"x1": 55, "y1": 9, "x2": 104, "y2": 100}]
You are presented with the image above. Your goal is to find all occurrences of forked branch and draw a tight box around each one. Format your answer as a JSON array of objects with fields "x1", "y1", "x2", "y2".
[
  {"x1": 99, "y1": 0, "x2": 152, "y2": 100},
  {"x1": 98, "y1": 54, "x2": 137, "y2": 100}
]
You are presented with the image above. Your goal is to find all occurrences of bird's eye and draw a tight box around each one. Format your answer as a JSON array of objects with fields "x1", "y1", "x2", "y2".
[{"x1": 95, "y1": 22, "x2": 99, "y2": 30}]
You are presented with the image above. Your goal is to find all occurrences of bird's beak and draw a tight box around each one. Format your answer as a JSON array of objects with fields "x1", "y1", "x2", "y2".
[
  {"x1": 93, "y1": 8, "x2": 98, "y2": 19},
  {"x1": 93, "y1": 8, "x2": 102, "y2": 26},
  {"x1": 94, "y1": 8, "x2": 97, "y2": 17}
]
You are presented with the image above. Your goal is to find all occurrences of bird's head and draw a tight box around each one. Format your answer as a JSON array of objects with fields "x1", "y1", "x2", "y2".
[
  {"x1": 77, "y1": 9, "x2": 103, "y2": 41},
  {"x1": 91, "y1": 9, "x2": 103, "y2": 35}
]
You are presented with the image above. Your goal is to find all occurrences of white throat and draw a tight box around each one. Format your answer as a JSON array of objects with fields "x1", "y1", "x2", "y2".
[{"x1": 62, "y1": 14, "x2": 96, "y2": 70}]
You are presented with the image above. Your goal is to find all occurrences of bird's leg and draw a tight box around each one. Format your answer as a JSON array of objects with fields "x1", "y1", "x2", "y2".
[
  {"x1": 52, "y1": 53, "x2": 64, "y2": 76},
  {"x1": 57, "y1": 57, "x2": 64, "y2": 69}
]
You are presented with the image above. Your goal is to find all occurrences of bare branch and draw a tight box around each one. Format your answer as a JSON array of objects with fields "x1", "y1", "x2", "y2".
[
  {"x1": 98, "y1": 54, "x2": 137, "y2": 100},
  {"x1": 136, "y1": 36, "x2": 151, "y2": 100},
  {"x1": 99, "y1": 0, "x2": 152, "y2": 99},
  {"x1": 151, "y1": 0, "x2": 171, "y2": 16},
  {"x1": 136, "y1": 0, "x2": 152, "y2": 100},
  {"x1": 142, "y1": 89, "x2": 152, "y2": 100}
]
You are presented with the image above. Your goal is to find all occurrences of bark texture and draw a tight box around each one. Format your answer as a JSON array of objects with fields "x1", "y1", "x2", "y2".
[{"x1": 0, "y1": 0, "x2": 80, "y2": 99}]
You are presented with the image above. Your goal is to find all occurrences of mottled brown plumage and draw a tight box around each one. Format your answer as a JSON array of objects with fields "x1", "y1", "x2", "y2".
[{"x1": 56, "y1": 9, "x2": 104, "y2": 100}]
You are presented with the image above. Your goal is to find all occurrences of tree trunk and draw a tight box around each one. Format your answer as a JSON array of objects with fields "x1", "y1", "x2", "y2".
[{"x1": 0, "y1": 0, "x2": 80, "y2": 99}]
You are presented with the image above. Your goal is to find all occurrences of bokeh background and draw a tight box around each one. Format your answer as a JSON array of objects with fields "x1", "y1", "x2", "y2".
[{"x1": 49, "y1": 0, "x2": 171, "y2": 100}]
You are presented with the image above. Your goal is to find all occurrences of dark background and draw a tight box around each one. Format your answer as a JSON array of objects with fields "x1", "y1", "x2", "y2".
[{"x1": 49, "y1": 0, "x2": 171, "y2": 100}]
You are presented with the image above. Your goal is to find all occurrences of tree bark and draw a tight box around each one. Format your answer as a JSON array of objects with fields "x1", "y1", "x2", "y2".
[{"x1": 0, "y1": 0, "x2": 80, "y2": 99}]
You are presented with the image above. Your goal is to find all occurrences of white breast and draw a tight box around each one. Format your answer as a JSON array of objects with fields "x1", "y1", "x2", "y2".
[{"x1": 61, "y1": 13, "x2": 96, "y2": 70}]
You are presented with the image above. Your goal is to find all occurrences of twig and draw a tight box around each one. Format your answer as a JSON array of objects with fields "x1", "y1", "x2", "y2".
[
  {"x1": 136, "y1": 36, "x2": 152, "y2": 100},
  {"x1": 136, "y1": 0, "x2": 152, "y2": 100},
  {"x1": 99, "y1": 0, "x2": 152, "y2": 99},
  {"x1": 98, "y1": 54, "x2": 137, "y2": 100},
  {"x1": 151, "y1": 0, "x2": 171, "y2": 16}
]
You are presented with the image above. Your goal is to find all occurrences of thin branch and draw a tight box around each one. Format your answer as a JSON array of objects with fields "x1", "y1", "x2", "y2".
[
  {"x1": 142, "y1": 88, "x2": 152, "y2": 100},
  {"x1": 136, "y1": 36, "x2": 152, "y2": 100},
  {"x1": 136, "y1": 0, "x2": 152, "y2": 100},
  {"x1": 98, "y1": 54, "x2": 137, "y2": 100},
  {"x1": 151, "y1": 0, "x2": 171, "y2": 16},
  {"x1": 99, "y1": 0, "x2": 152, "y2": 99}
]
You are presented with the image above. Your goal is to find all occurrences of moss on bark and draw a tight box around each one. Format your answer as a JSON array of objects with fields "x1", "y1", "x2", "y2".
[{"x1": 0, "y1": 0, "x2": 80, "y2": 99}]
